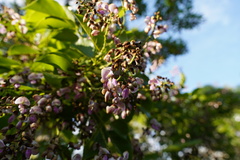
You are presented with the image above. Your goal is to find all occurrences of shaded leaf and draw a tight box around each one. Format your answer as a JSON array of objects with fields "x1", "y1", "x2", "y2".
[
  {"x1": 43, "y1": 72, "x2": 67, "y2": 88},
  {"x1": 53, "y1": 29, "x2": 78, "y2": 42},
  {"x1": 71, "y1": 44, "x2": 94, "y2": 58},
  {"x1": 109, "y1": 130, "x2": 133, "y2": 158}
]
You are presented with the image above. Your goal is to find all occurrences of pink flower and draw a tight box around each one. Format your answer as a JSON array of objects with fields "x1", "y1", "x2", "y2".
[
  {"x1": 101, "y1": 67, "x2": 114, "y2": 83},
  {"x1": 91, "y1": 30, "x2": 100, "y2": 36},
  {"x1": 37, "y1": 97, "x2": 47, "y2": 106},
  {"x1": 107, "y1": 78, "x2": 118, "y2": 89},
  {"x1": 30, "y1": 106, "x2": 42, "y2": 115},
  {"x1": 108, "y1": 4, "x2": 118, "y2": 13},
  {"x1": 106, "y1": 105, "x2": 115, "y2": 114},
  {"x1": 51, "y1": 99, "x2": 61, "y2": 106},
  {"x1": 15, "y1": 96, "x2": 30, "y2": 106},
  {"x1": 104, "y1": 91, "x2": 111, "y2": 102},
  {"x1": 0, "y1": 24, "x2": 7, "y2": 34},
  {"x1": 25, "y1": 148, "x2": 32, "y2": 159},
  {"x1": 0, "y1": 139, "x2": 5, "y2": 148},
  {"x1": 122, "y1": 88, "x2": 129, "y2": 99},
  {"x1": 148, "y1": 78, "x2": 160, "y2": 90},
  {"x1": 150, "y1": 118, "x2": 161, "y2": 131},
  {"x1": 9, "y1": 75, "x2": 24, "y2": 84}
]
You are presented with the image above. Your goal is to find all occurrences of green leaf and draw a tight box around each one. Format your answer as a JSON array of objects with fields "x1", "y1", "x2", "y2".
[
  {"x1": 43, "y1": 72, "x2": 67, "y2": 88},
  {"x1": 6, "y1": 127, "x2": 17, "y2": 135},
  {"x1": 25, "y1": 0, "x2": 68, "y2": 19},
  {"x1": 109, "y1": 130, "x2": 133, "y2": 158},
  {"x1": 24, "y1": 10, "x2": 74, "y2": 29},
  {"x1": 18, "y1": 85, "x2": 38, "y2": 91},
  {"x1": 53, "y1": 29, "x2": 78, "y2": 42},
  {"x1": 60, "y1": 130, "x2": 78, "y2": 143},
  {"x1": 110, "y1": 119, "x2": 129, "y2": 139},
  {"x1": 36, "y1": 53, "x2": 73, "y2": 72},
  {"x1": 8, "y1": 44, "x2": 39, "y2": 55},
  {"x1": 0, "y1": 114, "x2": 10, "y2": 130},
  {"x1": 71, "y1": 44, "x2": 94, "y2": 58},
  {"x1": 0, "y1": 57, "x2": 20, "y2": 68},
  {"x1": 163, "y1": 140, "x2": 202, "y2": 152},
  {"x1": 31, "y1": 62, "x2": 54, "y2": 72},
  {"x1": 76, "y1": 14, "x2": 105, "y2": 52}
]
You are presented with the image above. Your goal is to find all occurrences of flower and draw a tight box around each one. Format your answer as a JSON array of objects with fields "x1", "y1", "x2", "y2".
[
  {"x1": 9, "y1": 75, "x2": 24, "y2": 84},
  {"x1": 108, "y1": 4, "x2": 118, "y2": 14},
  {"x1": 148, "y1": 78, "x2": 160, "y2": 90},
  {"x1": 107, "y1": 78, "x2": 118, "y2": 90},
  {"x1": 15, "y1": 96, "x2": 30, "y2": 106},
  {"x1": 91, "y1": 30, "x2": 100, "y2": 36},
  {"x1": 150, "y1": 118, "x2": 161, "y2": 131},
  {"x1": 51, "y1": 99, "x2": 61, "y2": 106},
  {"x1": 101, "y1": 67, "x2": 114, "y2": 83},
  {"x1": 122, "y1": 88, "x2": 129, "y2": 99},
  {"x1": 30, "y1": 106, "x2": 42, "y2": 115}
]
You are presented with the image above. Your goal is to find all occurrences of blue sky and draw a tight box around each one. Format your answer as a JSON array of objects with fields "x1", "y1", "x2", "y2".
[
  {"x1": 1, "y1": 0, "x2": 240, "y2": 91},
  {"x1": 157, "y1": 0, "x2": 240, "y2": 91}
]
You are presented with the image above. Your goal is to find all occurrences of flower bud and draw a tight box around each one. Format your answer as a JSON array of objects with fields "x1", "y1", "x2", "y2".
[
  {"x1": 0, "y1": 140, "x2": 5, "y2": 149},
  {"x1": 37, "y1": 97, "x2": 47, "y2": 106},
  {"x1": 25, "y1": 148, "x2": 32, "y2": 159},
  {"x1": 106, "y1": 105, "x2": 115, "y2": 114},
  {"x1": 122, "y1": 88, "x2": 129, "y2": 99},
  {"x1": 104, "y1": 91, "x2": 111, "y2": 102},
  {"x1": 73, "y1": 154, "x2": 82, "y2": 160},
  {"x1": 45, "y1": 105, "x2": 52, "y2": 112},
  {"x1": 29, "y1": 115, "x2": 37, "y2": 123},
  {"x1": 99, "y1": 147, "x2": 110, "y2": 156},
  {"x1": 30, "y1": 123, "x2": 38, "y2": 130},
  {"x1": 9, "y1": 75, "x2": 24, "y2": 84},
  {"x1": 91, "y1": 30, "x2": 100, "y2": 36},
  {"x1": 108, "y1": 4, "x2": 117, "y2": 13},
  {"x1": 30, "y1": 106, "x2": 42, "y2": 115},
  {"x1": 8, "y1": 114, "x2": 16, "y2": 123},
  {"x1": 16, "y1": 120, "x2": 23, "y2": 129},
  {"x1": 51, "y1": 99, "x2": 61, "y2": 106}
]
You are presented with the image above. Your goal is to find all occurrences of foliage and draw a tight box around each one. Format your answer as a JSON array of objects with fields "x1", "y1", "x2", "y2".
[{"x1": 0, "y1": 0, "x2": 239, "y2": 160}]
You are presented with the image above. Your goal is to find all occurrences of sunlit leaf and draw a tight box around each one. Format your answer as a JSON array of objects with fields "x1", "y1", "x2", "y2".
[
  {"x1": 36, "y1": 53, "x2": 73, "y2": 72},
  {"x1": 25, "y1": 0, "x2": 68, "y2": 19},
  {"x1": 8, "y1": 44, "x2": 39, "y2": 55}
]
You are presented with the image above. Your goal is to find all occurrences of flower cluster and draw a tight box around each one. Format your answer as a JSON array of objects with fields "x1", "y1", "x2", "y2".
[
  {"x1": 94, "y1": 147, "x2": 129, "y2": 160},
  {"x1": 104, "y1": 40, "x2": 146, "y2": 73},
  {"x1": 148, "y1": 76, "x2": 174, "y2": 100},
  {"x1": 143, "y1": 40, "x2": 162, "y2": 57},
  {"x1": 0, "y1": 6, "x2": 28, "y2": 41},
  {"x1": 101, "y1": 67, "x2": 143, "y2": 119},
  {"x1": 77, "y1": 0, "x2": 122, "y2": 41},
  {"x1": 143, "y1": 40, "x2": 164, "y2": 71},
  {"x1": 0, "y1": 93, "x2": 65, "y2": 159},
  {"x1": 9, "y1": 72, "x2": 43, "y2": 89},
  {"x1": 101, "y1": 40, "x2": 146, "y2": 118},
  {"x1": 122, "y1": 0, "x2": 139, "y2": 21},
  {"x1": 144, "y1": 13, "x2": 167, "y2": 38}
]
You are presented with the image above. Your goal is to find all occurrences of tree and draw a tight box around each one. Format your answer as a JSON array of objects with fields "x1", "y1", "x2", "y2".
[
  {"x1": 1, "y1": 0, "x2": 239, "y2": 160},
  {"x1": 0, "y1": 0, "x2": 174, "y2": 159}
]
